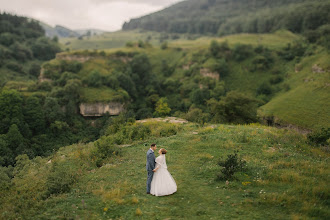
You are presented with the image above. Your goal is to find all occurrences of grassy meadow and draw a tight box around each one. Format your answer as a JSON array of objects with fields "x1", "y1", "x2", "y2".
[
  {"x1": 1, "y1": 120, "x2": 328, "y2": 219},
  {"x1": 260, "y1": 49, "x2": 330, "y2": 130}
]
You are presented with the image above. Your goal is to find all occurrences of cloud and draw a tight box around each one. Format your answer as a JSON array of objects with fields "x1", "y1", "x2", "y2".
[{"x1": 0, "y1": 0, "x2": 183, "y2": 31}]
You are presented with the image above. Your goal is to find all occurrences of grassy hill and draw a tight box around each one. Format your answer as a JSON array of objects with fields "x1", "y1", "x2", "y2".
[
  {"x1": 259, "y1": 49, "x2": 330, "y2": 130},
  {"x1": 59, "y1": 30, "x2": 194, "y2": 50},
  {"x1": 0, "y1": 120, "x2": 328, "y2": 219}
]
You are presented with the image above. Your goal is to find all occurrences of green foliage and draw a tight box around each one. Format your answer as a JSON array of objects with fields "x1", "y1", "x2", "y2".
[
  {"x1": 154, "y1": 98, "x2": 171, "y2": 117},
  {"x1": 0, "y1": 165, "x2": 12, "y2": 190},
  {"x1": 0, "y1": 90, "x2": 24, "y2": 133},
  {"x1": 23, "y1": 96, "x2": 45, "y2": 135},
  {"x1": 256, "y1": 82, "x2": 273, "y2": 96},
  {"x1": 123, "y1": 0, "x2": 329, "y2": 37},
  {"x1": 93, "y1": 136, "x2": 121, "y2": 167},
  {"x1": 217, "y1": 151, "x2": 247, "y2": 181},
  {"x1": 45, "y1": 161, "x2": 77, "y2": 197},
  {"x1": 161, "y1": 41, "x2": 168, "y2": 50},
  {"x1": 184, "y1": 107, "x2": 210, "y2": 125},
  {"x1": 82, "y1": 70, "x2": 103, "y2": 87},
  {"x1": 208, "y1": 91, "x2": 258, "y2": 124},
  {"x1": 31, "y1": 37, "x2": 61, "y2": 60},
  {"x1": 232, "y1": 44, "x2": 253, "y2": 61},
  {"x1": 307, "y1": 128, "x2": 330, "y2": 147}
]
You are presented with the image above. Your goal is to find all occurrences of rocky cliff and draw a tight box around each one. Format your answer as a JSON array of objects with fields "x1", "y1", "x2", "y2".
[{"x1": 79, "y1": 102, "x2": 124, "y2": 117}]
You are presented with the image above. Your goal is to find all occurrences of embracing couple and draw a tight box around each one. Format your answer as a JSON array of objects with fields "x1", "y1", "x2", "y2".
[{"x1": 146, "y1": 143, "x2": 177, "y2": 196}]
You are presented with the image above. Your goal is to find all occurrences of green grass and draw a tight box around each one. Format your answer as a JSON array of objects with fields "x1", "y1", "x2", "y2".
[
  {"x1": 260, "y1": 49, "x2": 330, "y2": 130},
  {"x1": 1, "y1": 121, "x2": 328, "y2": 219},
  {"x1": 79, "y1": 87, "x2": 129, "y2": 103},
  {"x1": 60, "y1": 30, "x2": 190, "y2": 51},
  {"x1": 170, "y1": 30, "x2": 301, "y2": 50}
]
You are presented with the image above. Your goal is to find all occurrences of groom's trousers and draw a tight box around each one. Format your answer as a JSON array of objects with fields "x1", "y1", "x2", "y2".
[{"x1": 146, "y1": 170, "x2": 154, "y2": 193}]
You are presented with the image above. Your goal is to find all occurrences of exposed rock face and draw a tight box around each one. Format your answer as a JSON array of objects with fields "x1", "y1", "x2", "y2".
[
  {"x1": 56, "y1": 54, "x2": 93, "y2": 62},
  {"x1": 200, "y1": 68, "x2": 220, "y2": 80},
  {"x1": 79, "y1": 102, "x2": 124, "y2": 116}
]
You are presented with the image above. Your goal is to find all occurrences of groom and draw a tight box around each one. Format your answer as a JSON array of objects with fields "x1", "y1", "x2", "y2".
[{"x1": 146, "y1": 143, "x2": 157, "y2": 194}]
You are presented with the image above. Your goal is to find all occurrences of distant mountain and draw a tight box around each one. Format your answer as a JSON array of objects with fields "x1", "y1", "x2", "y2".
[
  {"x1": 39, "y1": 22, "x2": 107, "y2": 38},
  {"x1": 40, "y1": 23, "x2": 80, "y2": 38},
  {"x1": 122, "y1": 0, "x2": 330, "y2": 36}
]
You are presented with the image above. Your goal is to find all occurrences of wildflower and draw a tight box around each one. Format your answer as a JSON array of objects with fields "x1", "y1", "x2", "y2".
[{"x1": 104, "y1": 207, "x2": 108, "y2": 212}]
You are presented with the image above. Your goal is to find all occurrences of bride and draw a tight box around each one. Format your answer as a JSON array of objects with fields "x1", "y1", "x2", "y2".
[{"x1": 150, "y1": 148, "x2": 177, "y2": 196}]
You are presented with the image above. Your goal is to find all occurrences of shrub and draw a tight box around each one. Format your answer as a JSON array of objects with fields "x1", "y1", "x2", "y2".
[
  {"x1": 256, "y1": 82, "x2": 273, "y2": 96},
  {"x1": 233, "y1": 44, "x2": 253, "y2": 61},
  {"x1": 217, "y1": 151, "x2": 247, "y2": 181},
  {"x1": 93, "y1": 136, "x2": 121, "y2": 167},
  {"x1": 28, "y1": 63, "x2": 41, "y2": 77},
  {"x1": 161, "y1": 41, "x2": 168, "y2": 50},
  {"x1": 307, "y1": 128, "x2": 330, "y2": 146},
  {"x1": 184, "y1": 107, "x2": 210, "y2": 125},
  {"x1": 6, "y1": 61, "x2": 23, "y2": 73},
  {"x1": 154, "y1": 98, "x2": 171, "y2": 117},
  {"x1": 45, "y1": 161, "x2": 77, "y2": 196},
  {"x1": 269, "y1": 75, "x2": 284, "y2": 85}
]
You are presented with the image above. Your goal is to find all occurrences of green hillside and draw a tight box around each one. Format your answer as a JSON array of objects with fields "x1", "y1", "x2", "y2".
[
  {"x1": 260, "y1": 50, "x2": 330, "y2": 130},
  {"x1": 59, "y1": 30, "x2": 192, "y2": 50},
  {"x1": 0, "y1": 13, "x2": 61, "y2": 84},
  {"x1": 123, "y1": 0, "x2": 330, "y2": 37},
  {"x1": 0, "y1": 120, "x2": 328, "y2": 219},
  {"x1": 36, "y1": 29, "x2": 329, "y2": 130}
]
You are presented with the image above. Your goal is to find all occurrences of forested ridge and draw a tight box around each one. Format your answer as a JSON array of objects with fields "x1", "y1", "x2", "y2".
[
  {"x1": 0, "y1": 13, "x2": 61, "y2": 84},
  {"x1": 123, "y1": 0, "x2": 330, "y2": 42}
]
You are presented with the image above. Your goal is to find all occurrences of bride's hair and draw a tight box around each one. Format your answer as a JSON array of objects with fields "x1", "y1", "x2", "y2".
[{"x1": 160, "y1": 148, "x2": 167, "y2": 154}]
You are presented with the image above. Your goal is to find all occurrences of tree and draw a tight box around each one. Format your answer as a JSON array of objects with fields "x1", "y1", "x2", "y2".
[
  {"x1": 0, "y1": 90, "x2": 24, "y2": 133},
  {"x1": 129, "y1": 53, "x2": 151, "y2": 94},
  {"x1": 208, "y1": 91, "x2": 258, "y2": 124},
  {"x1": 43, "y1": 97, "x2": 64, "y2": 126},
  {"x1": 23, "y1": 96, "x2": 45, "y2": 135},
  {"x1": 6, "y1": 124, "x2": 25, "y2": 156},
  {"x1": 154, "y1": 98, "x2": 171, "y2": 117}
]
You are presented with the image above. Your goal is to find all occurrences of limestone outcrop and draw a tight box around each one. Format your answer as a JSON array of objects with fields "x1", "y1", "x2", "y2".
[
  {"x1": 56, "y1": 54, "x2": 93, "y2": 62},
  {"x1": 79, "y1": 102, "x2": 124, "y2": 117},
  {"x1": 200, "y1": 68, "x2": 220, "y2": 80}
]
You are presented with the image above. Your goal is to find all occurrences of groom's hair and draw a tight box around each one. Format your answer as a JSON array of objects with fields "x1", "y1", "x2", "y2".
[{"x1": 151, "y1": 143, "x2": 156, "y2": 147}]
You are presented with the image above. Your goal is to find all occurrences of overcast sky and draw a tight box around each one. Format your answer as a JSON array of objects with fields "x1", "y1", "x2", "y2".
[{"x1": 0, "y1": 0, "x2": 184, "y2": 31}]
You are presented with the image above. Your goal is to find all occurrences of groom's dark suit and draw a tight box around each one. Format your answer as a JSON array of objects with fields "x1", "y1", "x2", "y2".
[{"x1": 146, "y1": 148, "x2": 156, "y2": 193}]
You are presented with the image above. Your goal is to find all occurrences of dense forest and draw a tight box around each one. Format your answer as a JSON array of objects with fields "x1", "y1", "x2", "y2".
[
  {"x1": 123, "y1": 0, "x2": 330, "y2": 48},
  {"x1": 0, "y1": 13, "x2": 105, "y2": 166}
]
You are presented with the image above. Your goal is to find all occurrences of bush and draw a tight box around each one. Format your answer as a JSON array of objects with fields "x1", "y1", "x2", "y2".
[
  {"x1": 6, "y1": 61, "x2": 23, "y2": 73},
  {"x1": 269, "y1": 75, "x2": 284, "y2": 85},
  {"x1": 184, "y1": 107, "x2": 210, "y2": 125},
  {"x1": 28, "y1": 63, "x2": 41, "y2": 77},
  {"x1": 256, "y1": 82, "x2": 273, "y2": 96},
  {"x1": 307, "y1": 128, "x2": 330, "y2": 146},
  {"x1": 45, "y1": 161, "x2": 77, "y2": 196},
  {"x1": 233, "y1": 44, "x2": 253, "y2": 61},
  {"x1": 93, "y1": 136, "x2": 121, "y2": 167},
  {"x1": 217, "y1": 151, "x2": 247, "y2": 181},
  {"x1": 161, "y1": 41, "x2": 168, "y2": 50}
]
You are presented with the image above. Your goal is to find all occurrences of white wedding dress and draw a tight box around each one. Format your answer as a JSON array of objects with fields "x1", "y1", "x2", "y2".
[{"x1": 150, "y1": 155, "x2": 177, "y2": 196}]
